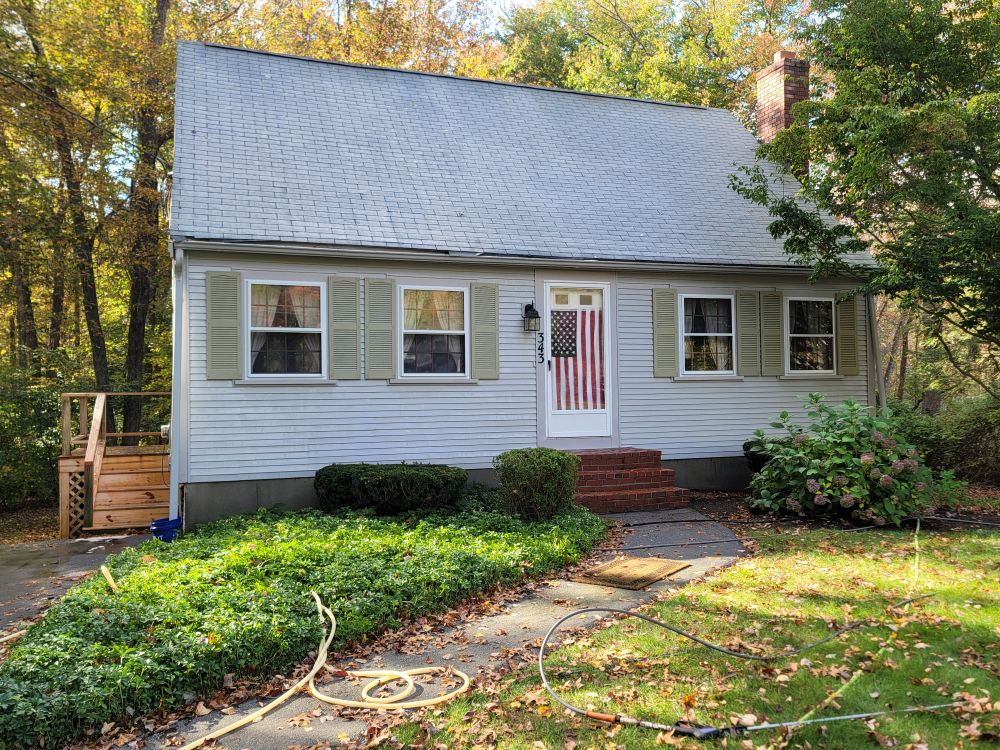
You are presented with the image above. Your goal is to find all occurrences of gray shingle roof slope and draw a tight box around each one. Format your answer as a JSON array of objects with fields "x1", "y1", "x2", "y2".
[{"x1": 171, "y1": 41, "x2": 810, "y2": 266}]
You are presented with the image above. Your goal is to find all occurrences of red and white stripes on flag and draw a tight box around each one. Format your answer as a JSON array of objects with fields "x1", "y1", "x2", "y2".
[{"x1": 552, "y1": 308, "x2": 605, "y2": 411}]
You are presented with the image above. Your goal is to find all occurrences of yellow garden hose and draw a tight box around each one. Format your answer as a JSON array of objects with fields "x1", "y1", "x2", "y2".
[{"x1": 179, "y1": 592, "x2": 471, "y2": 750}]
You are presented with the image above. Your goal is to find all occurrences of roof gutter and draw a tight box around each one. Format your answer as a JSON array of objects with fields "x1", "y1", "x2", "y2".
[{"x1": 174, "y1": 238, "x2": 824, "y2": 277}]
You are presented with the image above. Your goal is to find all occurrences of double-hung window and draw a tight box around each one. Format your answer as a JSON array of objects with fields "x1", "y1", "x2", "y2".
[
  {"x1": 787, "y1": 298, "x2": 835, "y2": 372},
  {"x1": 680, "y1": 295, "x2": 735, "y2": 374},
  {"x1": 247, "y1": 281, "x2": 325, "y2": 377},
  {"x1": 400, "y1": 286, "x2": 469, "y2": 377}
]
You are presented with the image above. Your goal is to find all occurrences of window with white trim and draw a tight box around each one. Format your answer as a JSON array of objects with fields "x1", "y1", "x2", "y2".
[
  {"x1": 399, "y1": 287, "x2": 469, "y2": 376},
  {"x1": 247, "y1": 281, "x2": 325, "y2": 377},
  {"x1": 680, "y1": 295, "x2": 735, "y2": 374},
  {"x1": 787, "y1": 298, "x2": 835, "y2": 372}
]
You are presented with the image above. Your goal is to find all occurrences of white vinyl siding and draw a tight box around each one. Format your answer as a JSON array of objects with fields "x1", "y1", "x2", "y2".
[
  {"x1": 618, "y1": 273, "x2": 869, "y2": 460},
  {"x1": 181, "y1": 254, "x2": 871, "y2": 480},
  {"x1": 185, "y1": 255, "x2": 536, "y2": 480}
]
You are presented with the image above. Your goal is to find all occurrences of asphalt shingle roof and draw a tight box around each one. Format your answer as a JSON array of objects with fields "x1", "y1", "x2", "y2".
[{"x1": 171, "y1": 41, "x2": 811, "y2": 267}]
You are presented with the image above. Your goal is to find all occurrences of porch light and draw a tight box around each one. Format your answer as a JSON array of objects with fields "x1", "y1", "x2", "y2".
[{"x1": 522, "y1": 302, "x2": 541, "y2": 332}]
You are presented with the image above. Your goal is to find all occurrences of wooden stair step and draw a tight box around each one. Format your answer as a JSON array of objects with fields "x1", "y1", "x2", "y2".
[
  {"x1": 85, "y1": 506, "x2": 166, "y2": 530},
  {"x1": 94, "y1": 487, "x2": 168, "y2": 506},
  {"x1": 98, "y1": 471, "x2": 170, "y2": 489}
]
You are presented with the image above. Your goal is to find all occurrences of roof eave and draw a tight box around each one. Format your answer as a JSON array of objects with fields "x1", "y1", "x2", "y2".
[{"x1": 172, "y1": 237, "x2": 850, "y2": 277}]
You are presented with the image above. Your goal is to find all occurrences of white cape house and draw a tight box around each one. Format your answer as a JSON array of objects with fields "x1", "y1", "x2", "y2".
[{"x1": 167, "y1": 43, "x2": 877, "y2": 525}]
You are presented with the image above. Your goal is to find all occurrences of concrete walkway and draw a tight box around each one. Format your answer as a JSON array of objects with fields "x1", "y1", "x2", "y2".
[
  {"x1": 149, "y1": 508, "x2": 744, "y2": 749},
  {"x1": 0, "y1": 534, "x2": 148, "y2": 630}
]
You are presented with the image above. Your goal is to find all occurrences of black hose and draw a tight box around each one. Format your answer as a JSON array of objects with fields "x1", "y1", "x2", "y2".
[{"x1": 537, "y1": 596, "x2": 959, "y2": 738}]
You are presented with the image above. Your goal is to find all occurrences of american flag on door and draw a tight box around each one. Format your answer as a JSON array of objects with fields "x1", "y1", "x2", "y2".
[{"x1": 552, "y1": 309, "x2": 605, "y2": 410}]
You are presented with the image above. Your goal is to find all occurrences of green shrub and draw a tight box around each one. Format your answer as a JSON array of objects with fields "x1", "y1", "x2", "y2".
[
  {"x1": 893, "y1": 396, "x2": 1000, "y2": 484},
  {"x1": 0, "y1": 506, "x2": 605, "y2": 749},
  {"x1": 749, "y1": 394, "x2": 965, "y2": 526},
  {"x1": 314, "y1": 463, "x2": 468, "y2": 515},
  {"x1": 0, "y1": 370, "x2": 62, "y2": 511},
  {"x1": 493, "y1": 447, "x2": 580, "y2": 520},
  {"x1": 742, "y1": 436, "x2": 794, "y2": 474},
  {"x1": 314, "y1": 463, "x2": 365, "y2": 512}
]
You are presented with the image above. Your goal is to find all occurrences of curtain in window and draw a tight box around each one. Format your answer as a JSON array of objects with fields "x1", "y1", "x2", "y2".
[{"x1": 251, "y1": 285, "x2": 321, "y2": 328}]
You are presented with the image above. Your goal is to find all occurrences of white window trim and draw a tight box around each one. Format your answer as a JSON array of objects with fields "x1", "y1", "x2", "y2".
[
  {"x1": 785, "y1": 296, "x2": 836, "y2": 375},
  {"x1": 397, "y1": 284, "x2": 471, "y2": 380},
  {"x1": 678, "y1": 293, "x2": 737, "y2": 376},
  {"x1": 244, "y1": 279, "x2": 328, "y2": 380}
]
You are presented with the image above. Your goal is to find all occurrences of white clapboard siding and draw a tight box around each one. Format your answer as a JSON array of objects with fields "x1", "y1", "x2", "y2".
[
  {"x1": 616, "y1": 272, "x2": 869, "y2": 459},
  {"x1": 185, "y1": 256, "x2": 537, "y2": 481},
  {"x1": 184, "y1": 255, "x2": 872, "y2": 482}
]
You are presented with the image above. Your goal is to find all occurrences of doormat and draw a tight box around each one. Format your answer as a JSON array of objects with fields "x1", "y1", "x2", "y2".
[{"x1": 571, "y1": 556, "x2": 691, "y2": 590}]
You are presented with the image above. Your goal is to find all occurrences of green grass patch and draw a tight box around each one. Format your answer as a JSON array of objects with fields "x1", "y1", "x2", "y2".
[
  {"x1": 0, "y1": 506, "x2": 605, "y2": 748},
  {"x1": 418, "y1": 528, "x2": 999, "y2": 749}
]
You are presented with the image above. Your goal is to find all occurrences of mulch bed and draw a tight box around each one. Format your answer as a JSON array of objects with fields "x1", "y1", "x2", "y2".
[
  {"x1": 0, "y1": 505, "x2": 59, "y2": 545},
  {"x1": 687, "y1": 488, "x2": 1000, "y2": 531}
]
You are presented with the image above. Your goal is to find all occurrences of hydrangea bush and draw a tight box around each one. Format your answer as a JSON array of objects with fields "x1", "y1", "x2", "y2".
[{"x1": 748, "y1": 394, "x2": 964, "y2": 526}]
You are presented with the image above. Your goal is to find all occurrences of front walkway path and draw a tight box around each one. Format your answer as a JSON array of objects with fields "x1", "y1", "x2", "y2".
[
  {"x1": 149, "y1": 508, "x2": 744, "y2": 749},
  {"x1": 0, "y1": 534, "x2": 147, "y2": 630}
]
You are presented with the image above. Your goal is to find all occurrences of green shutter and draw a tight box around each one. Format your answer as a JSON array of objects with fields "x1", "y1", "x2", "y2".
[
  {"x1": 206, "y1": 271, "x2": 241, "y2": 380},
  {"x1": 329, "y1": 276, "x2": 360, "y2": 380},
  {"x1": 736, "y1": 291, "x2": 762, "y2": 377},
  {"x1": 364, "y1": 278, "x2": 395, "y2": 379},
  {"x1": 652, "y1": 288, "x2": 678, "y2": 377},
  {"x1": 470, "y1": 282, "x2": 500, "y2": 380},
  {"x1": 836, "y1": 293, "x2": 860, "y2": 376},
  {"x1": 760, "y1": 291, "x2": 784, "y2": 376}
]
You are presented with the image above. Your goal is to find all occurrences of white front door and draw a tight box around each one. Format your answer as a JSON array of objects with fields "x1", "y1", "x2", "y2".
[{"x1": 545, "y1": 283, "x2": 612, "y2": 438}]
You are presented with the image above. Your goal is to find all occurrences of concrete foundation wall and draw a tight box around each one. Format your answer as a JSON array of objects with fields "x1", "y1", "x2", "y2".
[
  {"x1": 660, "y1": 456, "x2": 751, "y2": 491},
  {"x1": 182, "y1": 477, "x2": 318, "y2": 528},
  {"x1": 181, "y1": 455, "x2": 750, "y2": 526}
]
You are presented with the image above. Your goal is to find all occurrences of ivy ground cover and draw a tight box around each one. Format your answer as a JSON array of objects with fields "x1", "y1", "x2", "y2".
[
  {"x1": 407, "y1": 528, "x2": 999, "y2": 749},
  {"x1": 0, "y1": 506, "x2": 605, "y2": 748}
]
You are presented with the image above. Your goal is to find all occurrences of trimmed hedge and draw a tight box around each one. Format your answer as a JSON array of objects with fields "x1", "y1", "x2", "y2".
[
  {"x1": 314, "y1": 463, "x2": 468, "y2": 515},
  {"x1": 493, "y1": 447, "x2": 580, "y2": 520}
]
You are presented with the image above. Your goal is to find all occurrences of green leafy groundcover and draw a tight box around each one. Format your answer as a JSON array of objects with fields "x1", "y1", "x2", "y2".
[{"x1": 0, "y1": 506, "x2": 605, "y2": 749}]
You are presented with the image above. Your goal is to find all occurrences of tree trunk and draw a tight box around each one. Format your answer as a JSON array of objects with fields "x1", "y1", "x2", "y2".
[
  {"x1": 21, "y1": 3, "x2": 112, "y2": 393},
  {"x1": 895, "y1": 327, "x2": 909, "y2": 400},
  {"x1": 10, "y1": 255, "x2": 40, "y2": 360},
  {"x1": 121, "y1": 0, "x2": 171, "y2": 443},
  {"x1": 48, "y1": 235, "x2": 66, "y2": 350}
]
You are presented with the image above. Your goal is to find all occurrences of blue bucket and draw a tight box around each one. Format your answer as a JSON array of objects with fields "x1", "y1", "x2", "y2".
[{"x1": 150, "y1": 517, "x2": 182, "y2": 542}]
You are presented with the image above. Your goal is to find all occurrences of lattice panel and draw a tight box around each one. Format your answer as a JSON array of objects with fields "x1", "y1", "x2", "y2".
[{"x1": 67, "y1": 471, "x2": 86, "y2": 538}]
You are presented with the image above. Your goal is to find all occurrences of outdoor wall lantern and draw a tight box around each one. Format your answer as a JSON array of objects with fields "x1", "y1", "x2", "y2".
[{"x1": 522, "y1": 302, "x2": 541, "y2": 332}]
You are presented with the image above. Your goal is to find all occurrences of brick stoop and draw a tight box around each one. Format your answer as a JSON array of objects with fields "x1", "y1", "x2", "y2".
[{"x1": 571, "y1": 448, "x2": 689, "y2": 514}]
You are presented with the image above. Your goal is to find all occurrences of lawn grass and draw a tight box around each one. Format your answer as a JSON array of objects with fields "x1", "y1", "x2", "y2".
[
  {"x1": 418, "y1": 527, "x2": 999, "y2": 749},
  {"x1": 0, "y1": 505, "x2": 605, "y2": 749}
]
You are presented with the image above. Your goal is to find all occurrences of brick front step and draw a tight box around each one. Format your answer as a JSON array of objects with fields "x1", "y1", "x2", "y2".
[
  {"x1": 569, "y1": 447, "x2": 688, "y2": 514},
  {"x1": 575, "y1": 487, "x2": 690, "y2": 514},
  {"x1": 575, "y1": 467, "x2": 677, "y2": 490},
  {"x1": 572, "y1": 447, "x2": 661, "y2": 469}
]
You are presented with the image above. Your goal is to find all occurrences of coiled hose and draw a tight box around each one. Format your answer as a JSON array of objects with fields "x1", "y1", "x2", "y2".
[{"x1": 179, "y1": 592, "x2": 471, "y2": 750}]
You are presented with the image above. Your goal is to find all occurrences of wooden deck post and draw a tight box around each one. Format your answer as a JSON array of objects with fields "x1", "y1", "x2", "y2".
[{"x1": 61, "y1": 396, "x2": 73, "y2": 456}]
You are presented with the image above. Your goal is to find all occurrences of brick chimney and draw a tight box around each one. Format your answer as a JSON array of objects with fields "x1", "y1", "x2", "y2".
[{"x1": 755, "y1": 50, "x2": 809, "y2": 143}]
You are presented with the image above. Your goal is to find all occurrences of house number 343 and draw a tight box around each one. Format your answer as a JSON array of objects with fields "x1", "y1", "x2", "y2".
[{"x1": 536, "y1": 332, "x2": 545, "y2": 364}]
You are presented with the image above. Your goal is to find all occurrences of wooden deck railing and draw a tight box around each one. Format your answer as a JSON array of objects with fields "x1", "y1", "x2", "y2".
[
  {"x1": 58, "y1": 391, "x2": 171, "y2": 537},
  {"x1": 60, "y1": 391, "x2": 171, "y2": 455}
]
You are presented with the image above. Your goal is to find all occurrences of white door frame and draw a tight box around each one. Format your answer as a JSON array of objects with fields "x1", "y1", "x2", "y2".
[{"x1": 535, "y1": 273, "x2": 618, "y2": 448}]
